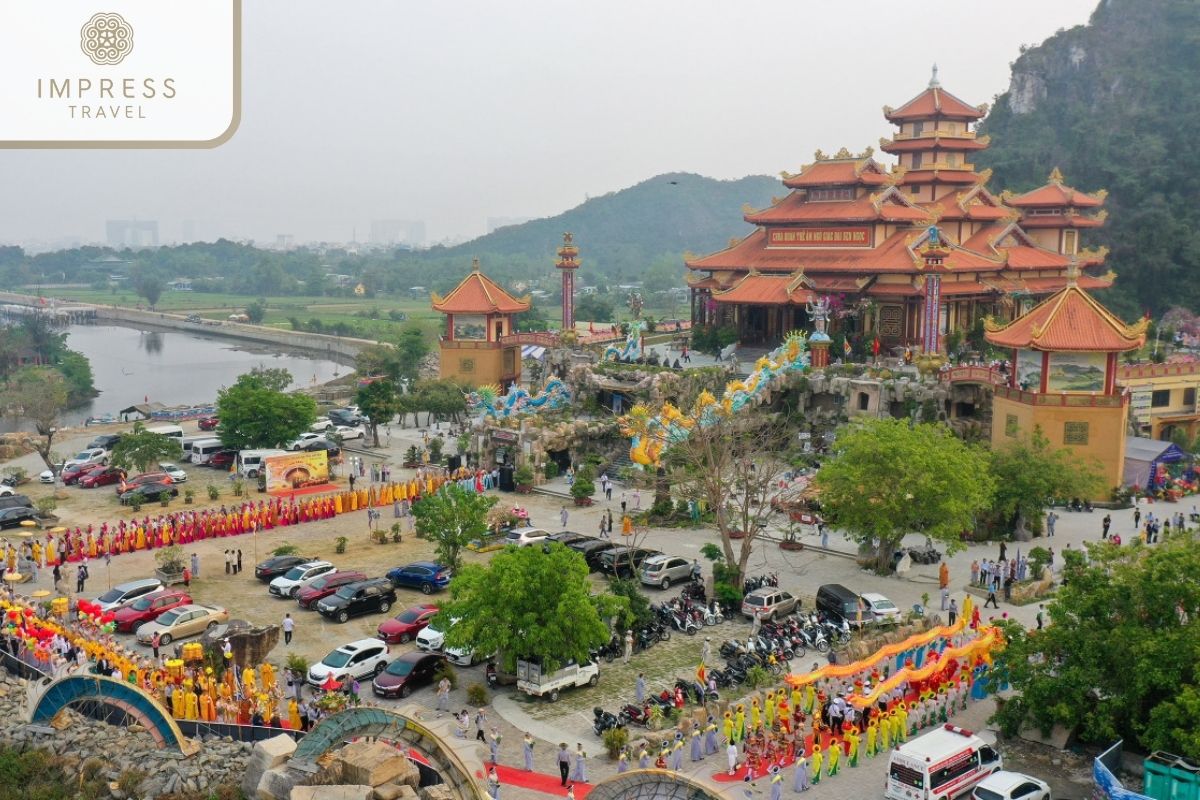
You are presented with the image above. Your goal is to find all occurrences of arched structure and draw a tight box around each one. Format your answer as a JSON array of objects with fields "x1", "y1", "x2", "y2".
[
  {"x1": 29, "y1": 674, "x2": 187, "y2": 751},
  {"x1": 587, "y1": 769, "x2": 725, "y2": 800},
  {"x1": 291, "y1": 706, "x2": 483, "y2": 800}
]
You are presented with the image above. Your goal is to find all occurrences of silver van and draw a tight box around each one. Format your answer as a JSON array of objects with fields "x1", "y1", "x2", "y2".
[
  {"x1": 190, "y1": 438, "x2": 225, "y2": 465},
  {"x1": 95, "y1": 578, "x2": 164, "y2": 611}
]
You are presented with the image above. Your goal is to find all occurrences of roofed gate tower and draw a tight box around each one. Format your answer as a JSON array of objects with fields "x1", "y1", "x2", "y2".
[
  {"x1": 432, "y1": 258, "x2": 531, "y2": 390},
  {"x1": 985, "y1": 264, "x2": 1147, "y2": 495}
]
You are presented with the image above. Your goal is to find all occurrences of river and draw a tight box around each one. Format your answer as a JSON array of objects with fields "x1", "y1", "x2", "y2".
[{"x1": 57, "y1": 323, "x2": 345, "y2": 425}]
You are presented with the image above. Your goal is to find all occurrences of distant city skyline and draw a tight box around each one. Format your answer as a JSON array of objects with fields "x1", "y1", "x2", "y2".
[{"x1": 0, "y1": 1, "x2": 1101, "y2": 250}]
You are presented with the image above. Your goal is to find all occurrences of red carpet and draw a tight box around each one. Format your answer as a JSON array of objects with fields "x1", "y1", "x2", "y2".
[
  {"x1": 271, "y1": 482, "x2": 337, "y2": 499},
  {"x1": 492, "y1": 765, "x2": 593, "y2": 798}
]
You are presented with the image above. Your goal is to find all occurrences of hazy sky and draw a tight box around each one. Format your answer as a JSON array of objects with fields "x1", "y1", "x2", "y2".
[{"x1": 0, "y1": 0, "x2": 1100, "y2": 249}]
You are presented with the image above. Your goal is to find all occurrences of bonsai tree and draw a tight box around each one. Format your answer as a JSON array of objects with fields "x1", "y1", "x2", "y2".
[
  {"x1": 571, "y1": 466, "x2": 596, "y2": 505},
  {"x1": 513, "y1": 463, "x2": 535, "y2": 491},
  {"x1": 429, "y1": 436, "x2": 445, "y2": 463},
  {"x1": 154, "y1": 544, "x2": 186, "y2": 578}
]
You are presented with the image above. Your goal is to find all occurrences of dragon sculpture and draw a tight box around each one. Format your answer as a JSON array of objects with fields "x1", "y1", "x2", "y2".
[
  {"x1": 619, "y1": 330, "x2": 810, "y2": 467},
  {"x1": 603, "y1": 320, "x2": 646, "y2": 361},
  {"x1": 466, "y1": 378, "x2": 572, "y2": 421}
]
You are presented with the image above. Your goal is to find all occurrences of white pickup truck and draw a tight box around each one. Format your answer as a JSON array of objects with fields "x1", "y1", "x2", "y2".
[{"x1": 516, "y1": 659, "x2": 599, "y2": 702}]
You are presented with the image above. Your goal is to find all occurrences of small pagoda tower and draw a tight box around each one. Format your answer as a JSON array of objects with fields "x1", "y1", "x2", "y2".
[
  {"x1": 432, "y1": 258, "x2": 531, "y2": 390},
  {"x1": 556, "y1": 232, "x2": 580, "y2": 331},
  {"x1": 985, "y1": 264, "x2": 1148, "y2": 494}
]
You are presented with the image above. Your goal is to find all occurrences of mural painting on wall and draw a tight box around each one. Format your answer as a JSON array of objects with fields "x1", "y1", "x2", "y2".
[
  {"x1": 453, "y1": 314, "x2": 487, "y2": 340},
  {"x1": 1047, "y1": 352, "x2": 1106, "y2": 392},
  {"x1": 1016, "y1": 349, "x2": 1043, "y2": 392}
]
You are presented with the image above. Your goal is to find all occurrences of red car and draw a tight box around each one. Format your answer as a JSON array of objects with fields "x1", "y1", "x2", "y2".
[
  {"x1": 117, "y1": 472, "x2": 173, "y2": 495},
  {"x1": 79, "y1": 466, "x2": 125, "y2": 488},
  {"x1": 208, "y1": 450, "x2": 236, "y2": 469},
  {"x1": 376, "y1": 603, "x2": 439, "y2": 644},
  {"x1": 62, "y1": 462, "x2": 104, "y2": 486},
  {"x1": 198, "y1": 416, "x2": 220, "y2": 431},
  {"x1": 296, "y1": 570, "x2": 368, "y2": 609},
  {"x1": 112, "y1": 589, "x2": 192, "y2": 633}
]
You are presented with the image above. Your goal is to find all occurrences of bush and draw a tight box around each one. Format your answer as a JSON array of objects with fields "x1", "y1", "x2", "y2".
[
  {"x1": 433, "y1": 660, "x2": 458, "y2": 689},
  {"x1": 570, "y1": 466, "x2": 595, "y2": 500},
  {"x1": 609, "y1": 577, "x2": 653, "y2": 631},
  {"x1": 232, "y1": 479, "x2": 245, "y2": 497},
  {"x1": 285, "y1": 652, "x2": 310, "y2": 676},
  {"x1": 155, "y1": 544, "x2": 186, "y2": 574},
  {"x1": 543, "y1": 462, "x2": 559, "y2": 479},
  {"x1": 335, "y1": 536, "x2": 348, "y2": 554},
  {"x1": 34, "y1": 496, "x2": 57, "y2": 517},
  {"x1": 513, "y1": 464, "x2": 535, "y2": 487},
  {"x1": 429, "y1": 436, "x2": 444, "y2": 463},
  {"x1": 1027, "y1": 547, "x2": 1052, "y2": 580},
  {"x1": 130, "y1": 498, "x2": 142, "y2": 512},
  {"x1": 207, "y1": 484, "x2": 220, "y2": 500},
  {"x1": 159, "y1": 490, "x2": 171, "y2": 506},
  {"x1": 466, "y1": 682, "x2": 489, "y2": 706},
  {"x1": 744, "y1": 665, "x2": 772, "y2": 690},
  {"x1": 649, "y1": 497, "x2": 673, "y2": 518},
  {"x1": 273, "y1": 543, "x2": 299, "y2": 556},
  {"x1": 602, "y1": 725, "x2": 629, "y2": 758},
  {"x1": 184, "y1": 488, "x2": 195, "y2": 503}
]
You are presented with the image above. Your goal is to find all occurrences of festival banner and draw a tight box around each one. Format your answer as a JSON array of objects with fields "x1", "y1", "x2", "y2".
[{"x1": 263, "y1": 451, "x2": 329, "y2": 494}]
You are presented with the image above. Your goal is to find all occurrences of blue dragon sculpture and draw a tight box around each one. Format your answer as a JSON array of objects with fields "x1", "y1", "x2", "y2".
[
  {"x1": 603, "y1": 320, "x2": 646, "y2": 361},
  {"x1": 466, "y1": 378, "x2": 572, "y2": 421}
]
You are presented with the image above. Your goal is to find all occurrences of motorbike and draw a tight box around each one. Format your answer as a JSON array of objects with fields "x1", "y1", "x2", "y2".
[
  {"x1": 592, "y1": 707, "x2": 623, "y2": 736},
  {"x1": 619, "y1": 703, "x2": 652, "y2": 727},
  {"x1": 670, "y1": 609, "x2": 700, "y2": 636},
  {"x1": 595, "y1": 634, "x2": 622, "y2": 663},
  {"x1": 675, "y1": 678, "x2": 719, "y2": 704},
  {"x1": 700, "y1": 604, "x2": 723, "y2": 626},
  {"x1": 485, "y1": 662, "x2": 498, "y2": 689}
]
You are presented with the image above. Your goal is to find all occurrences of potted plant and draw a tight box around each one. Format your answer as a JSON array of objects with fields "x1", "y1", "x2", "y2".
[
  {"x1": 154, "y1": 544, "x2": 187, "y2": 585},
  {"x1": 159, "y1": 490, "x2": 171, "y2": 507},
  {"x1": 429, "y1": 436, "x2": 444, "y2": 464},
  {"x1": 513, "y1": 464, "x2": 535, "y2": 494},
  {"x1": 34, "y1": 496, "x2": 57, "y2": 520},
  {"x1": 207, "y1": 484, "x2": 220, "y2": 501},
  {"x1": 184, "y1": 488, "x2": 195, "y2": 505},
  {"x1": 335, "y1": 536, "x2": 348, "y2": 554},
  {"x1": 403, "y1": 446, "x2": 420, "y2": 468},
  {"x1": 571, "y1": 466, "x2": 595, "y2": 507}
]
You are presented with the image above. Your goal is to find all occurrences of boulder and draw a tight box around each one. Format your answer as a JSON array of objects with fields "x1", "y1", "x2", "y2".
[
  {"x1": 374, "y1": 785, "x2": 420, "y2": 800},
  {"x1": 290, "y1": 787, "x2": 374, "y2": 800},
  {"x1": 255, "y1": 767, "x2": 301, "y2": 800},
  {"x1": 418, "y1": 785, "x2": 454, "y2": 800},
  {"x1": 334, "y1": 741, "x2": 420, "y2": 788},
  {"x1": 242, "y1": 735, "x2": 297, "y2": 799}
]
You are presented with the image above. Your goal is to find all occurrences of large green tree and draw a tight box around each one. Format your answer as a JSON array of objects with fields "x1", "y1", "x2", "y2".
[
  {"x1": 132, "y1": 269, "x2": 164, "y2": 308},
  {"x1": 247, "y1": 365, "x2": 293, "y2": 393},
  {"x1": 110, "y1": 422, "x2": 182, "y2": 473},
  {"x1": 395, "y1": 326, "x2": 428, "y2": 386},
  {"x1": 817, "y1": 419, "x2": 994, "y2": 569},
  {"x1": 985, "y1": 427, "x2": 1104, "y2": 538},
  {"x1": 355, "y1": 343, "x2": 405, "y2": 384},
  {"x1": 354, "y1": 379, "x2": 401, "y2": 447},
  {"x1": 1, "y1": 367, "x2": 69, "y2": 470},
  {"x1": 439, "y1": 542, "x2": 627, "y2": 672},
  {"x1": 411, "y1": 483, "x2": 496, "y2": 571},
  {"x1": 216, "y1": 372, "x2": 317, "y2": 450},
  {"x1": 994, "y1": 532, "x2": 1200, "y2": 759}
]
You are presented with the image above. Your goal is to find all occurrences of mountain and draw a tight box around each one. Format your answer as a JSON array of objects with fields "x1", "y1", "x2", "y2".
[
  {"x1": 403, "y1": 172, "x2": 779, "y2": 288},
  {"x1": 977, "y1": 0, "x2": 1200, "y2": 317}
]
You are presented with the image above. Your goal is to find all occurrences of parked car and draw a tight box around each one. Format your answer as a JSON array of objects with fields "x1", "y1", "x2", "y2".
[
  {"x1": 372, "y1": 651, "x2": 444, "y2": 699},
  {"x1": 86, "y1": 434, "x2": 122, "y2": 451},
  {"x1": 197, "y1": 416, "x2": 220, "y2": 431},
  {"x1": 287, "y1": 432, "x2": 326, "y2": 450},
  {"x1": 972, "y1": 771, "x2": 1051, "y2": 800},
  {"x1": 317, "y1": 578, "x2": 397, "y2": 623},
  {"x1": 207, "y1": 450, "x2": 236, "y2": 470},
  {"x1": 545, "y1": 531, "x2": 593, "y2": 547},
  {"x1": 62, "y1": 462, "x2": 104, "y2": 485},
  {"x1": 119, "y1": 482, "x2": 178, "y2": 505},
  {"x1": 303, "y1": 440, "x2": 341, "y2": 458},
  {"x1": 135, "y1": 604, "x2": 228, "y2": 646},
  {"x1": 861, "y1": 592, "x2": 902, "y2": 623},
  {"x1": 415, "y1": 618, "x2": 458, "y2": 652},
  {"x1": 598, "y1": 546, "x2": 661, "y2": 578},
  {"x1": 309, "y1": 417, "x2": 333, "y2": 432},
  {"x1": 96, "y1": 578, "x2": 165, "y2": 612},
  {"x1": 639, "y1": 555, "x2": 693, "y2": 590},
  {"x1": 307, "y1": 639, "x2": 390, "y2": 686},
  {"x1": 330, "y1": 425, "x2": 365, "y2": 441},
  {"x1": 516, "y1": 659, "x2": 599, "y2": 702},
  {"x1": 741, "y1": 587, "x2": 799, "y2": 621},
  {"x1": 816, "y1": 583, "x2": 870, "y2": 627},
  {"x1": 566, "y1": 539, "x2": 620, "y2": 571},
  {"x1": 38, "y1": 471, "x2": 54, "y2": 484},
  {"x1": 64, "y1": 448, "x2": 108, "y2": 471},
  {"x1": 118, "y1": 472, "x2": 174, "y2": 495},
  {"x1": 376, "y1": 603, "x2": 438, "y2": 644},
  {"x1": 158, "y1": 463, "x2": 188, "y2": 483},
  {"x1": 270, "y1": 560, "x2": 336, "y2": 598},
  {"x1": 78, "y1": 466, "x2": 125, "y2": 488},
  {"x1": 504, "y1": 527, "x2": 550, "y2": 548},
  {"x1": 255, "y1": 555, "x2": 314, "y2": 582},
  {"x1": 0, "y1": 484, "x2": 13, "y2": 496},
  {"x1": 296, "y1": 570, "x2": 367, "y2": 609},
  {"x1": 386, "y1": 561, "x2": 452, "y2": 594},
  {"x1": 0, "y1": 506, "x2": 36, "y2": 529},
  {"x1": 113, "y1": 589, "x2": 192, "y2": 633}
]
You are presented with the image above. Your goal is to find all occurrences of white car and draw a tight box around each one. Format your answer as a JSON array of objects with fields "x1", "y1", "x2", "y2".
[
  {"x1": 504, "y1": 527, "x2": 550, "y2": 548},
  {"x1": 269, "y1": 560, "x2": 336, "y2": 598},
  {"x1": 973, "y1": 771, "x2": 1051, "y2": 800},
  {"x1": 415, "y1": 617, "x2": 460, "y2": 652},
  {"x1": 287, "y1": 432, "x2": 326, "y2": 450},
  {"x1": 331, "y1": 425, "x2": 365, "y2": 441},
  {"x1": 307, "y1": 639, "x2": 391, "y2": 686},
  {"x1": 158, "y1": 463, "x2": 187, "y2": 483},
  {"x1": 861, "y1": 592, "x2": 902, "y2": 623},
  {"x1": 310, "y1": 417, "x2": 332, "y2": 432},
  {"x1": 64, "y1": 448, "x2": 108, "y2": 471}
]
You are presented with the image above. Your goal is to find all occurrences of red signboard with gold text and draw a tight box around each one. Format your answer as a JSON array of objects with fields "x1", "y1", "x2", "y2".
[{"x1": 767, "y1": 227, "x2": 872, "y2": 247}]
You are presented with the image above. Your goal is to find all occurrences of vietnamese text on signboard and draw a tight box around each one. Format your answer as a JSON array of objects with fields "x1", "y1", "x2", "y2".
[{"x1": 767, "y1": 227, "x2": 871, "y2": 248}]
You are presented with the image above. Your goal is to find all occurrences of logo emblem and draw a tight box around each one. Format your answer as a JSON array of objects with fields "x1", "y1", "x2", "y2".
[{"x1": 80, "y1": 12, "x2": 134, "y2": 65}]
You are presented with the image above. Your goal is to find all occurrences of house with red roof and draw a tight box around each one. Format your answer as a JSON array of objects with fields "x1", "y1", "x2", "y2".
[{"x1": 432, "y1": 258, "x2": 531, "y2": 389}]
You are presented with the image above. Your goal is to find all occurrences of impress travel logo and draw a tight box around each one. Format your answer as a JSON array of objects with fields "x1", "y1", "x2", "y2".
[{"x1": 0, "y1": 1, "x2": 241, "y2": 147}]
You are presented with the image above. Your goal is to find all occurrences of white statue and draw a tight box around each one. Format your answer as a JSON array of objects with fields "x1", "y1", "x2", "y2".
[{"x1": 806, "y1": 296, "x2": 832, "y2": 339}]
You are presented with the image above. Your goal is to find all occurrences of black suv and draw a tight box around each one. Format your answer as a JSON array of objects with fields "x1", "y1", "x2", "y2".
[
  {"x1": 598, "y1": 546, "x2": 661, "y2": 578},
  {"x1": 86, "y1": 434, "x2": 122, "y2": 450},
  {"x1": 317, "y1": 578, "x2": 396, "y2": 623}
]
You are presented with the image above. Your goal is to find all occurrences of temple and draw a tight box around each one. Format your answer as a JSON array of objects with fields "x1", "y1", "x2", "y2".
[
  {"x1": 433, "y1": 258, "x2": 530, "y2": 389},
  {"x1": 686, "y1": 69, "x2": 1112, "y2": 350}
]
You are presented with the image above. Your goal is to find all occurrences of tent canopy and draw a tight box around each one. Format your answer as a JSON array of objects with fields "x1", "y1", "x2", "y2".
[{"x1": 1123, "y1": 436, "x2": 1190, "y2": 489}]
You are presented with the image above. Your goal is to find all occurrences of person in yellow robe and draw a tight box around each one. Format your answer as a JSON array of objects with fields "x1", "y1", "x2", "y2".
[
  {"x1": 260, "y1": 662, "x2": 275, "y2": 692},
  {"x1": 242, "y1": 666, "x2": 257, "y2": 695},
  {"x1": 184, "y1": 691, "x2": 199, "y2": 720},
  {"x1": 135, "y1": 526, "x2": 147, "y2": 550},
  {"x1": 201, "y1": 693, "x2": 216, "y2": 721},
  {"x1": 288, "y1": 698, "x2": 301, "y2": 730},
  {"x1": 171, "y1": 688, "x2": 185, "y2": 718},
  {"x1": 45, "y1": 539, "x2": 56, "y2": 565}
]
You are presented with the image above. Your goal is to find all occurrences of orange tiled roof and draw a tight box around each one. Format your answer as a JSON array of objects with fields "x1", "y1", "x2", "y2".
[
  {"x1": 1008, "y1": 181, "x2": 1104, "y2": 208},
  {"x1": 431, "y1": 262, "x2": 530, "y2": 315},
  {"x1": 711, "y1": 273, "x2": 815, "y2": 306},
  {"x1": 920, "y1": 189, "x2": 1012, "y2": 222},
  {"x1": 1016, "y1": 274, "x2": 1113, "y2": 292},
  {"x1": 1019, "y1": 214, "x2": 1105, "y2": 229},
  {"x1": 880, "y1": 135, "x2": 988, "y2": 153},
  {"x1": 885, "y1": 86, "x2": 985, "y2": 122},
  {"x1": 900, "y1": 169, "x2": 981, "y2": 185},
  {"x1": 1001, "y1": 245, "x2": 1072, "y2": 269},
  {"x1": 985, "y1": 283, "x2": 1147, "y2": 352},
  {"x1": 782, "y1": 159, "x2": 889, "y2": 189},
  {"x1": 745, "y1": 192, "x2": 929, "y2": 224}
]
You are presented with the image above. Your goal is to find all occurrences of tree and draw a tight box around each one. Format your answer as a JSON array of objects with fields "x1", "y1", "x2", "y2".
[
  {"x1": 660, "y1": 414, "x2": 795, "y2": 586},
  {"x1": 395, "y1": 326, "x2": 428, "y2": 386},
  {"x1": 411, "y1": 484, "x2": 496, "y2": 571},
  {"x1": 575, "y1": 294, "x2": 615, "y2": 323},
  {"x1": 994, "y1": 532, "x2": 1200, "y2": 759},
  {"x1": 216, "y1": 372, "x2": 317, "y2": 450},
  {"x1": 110, "y1": 423, "x2": 183, "y2": 473},
  {"x1": 985, "y1": 427, "x2": 1103, "y2": 538},
  {"x1": 817, "y1": 418, "x2": 994, "y2": 570},
  {"x1": 354, "y1": 379, "x2": 401, "y2": 447},
  {"x1": 132, "y1": 270, "x2": 164, "y2": 307},
  {"x1": 355, "y1": 343, "x2": 404, "y2": 384},
  {"x1": 410, "y1": 379, "x2": 467, "y2": 426},
  {"x1": 245, "y1": 300, "x2": 267, "y2": 324},
  {"x1": 1, "y1": 367, "x2": 68, "y2": 470},
  {"x1": 247, "y1": 365, "x2": 293, "y2": 393},
  {"x1": 439, "y1": 541, "x2": 627, "y2": 672}
]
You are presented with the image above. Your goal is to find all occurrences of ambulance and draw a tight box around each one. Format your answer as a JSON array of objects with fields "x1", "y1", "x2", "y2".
[{"x1": 886, "y1": 724, "x2": 1003, "y2": 800}]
